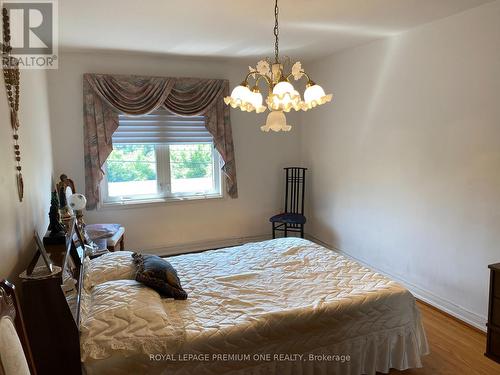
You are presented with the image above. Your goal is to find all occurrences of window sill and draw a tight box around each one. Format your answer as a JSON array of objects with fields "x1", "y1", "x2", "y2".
[{"x1": 99, "y1": 194, "x2": 224, "y2": 210}]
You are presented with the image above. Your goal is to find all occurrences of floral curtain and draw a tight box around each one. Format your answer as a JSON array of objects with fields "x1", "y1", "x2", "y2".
[{"x1": 83, "y1": 73, "x2": 237, "y2": 209}]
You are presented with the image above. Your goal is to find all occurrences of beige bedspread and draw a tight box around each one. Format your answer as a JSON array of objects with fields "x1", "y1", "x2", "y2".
[{"x1": 81, "y1": 238, "x2": 428, "y2": 375}]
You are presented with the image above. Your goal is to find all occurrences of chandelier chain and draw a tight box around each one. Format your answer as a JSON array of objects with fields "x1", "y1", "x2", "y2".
[{"x1": 273, "y1": 0, "x2": 279, "y2": 63}]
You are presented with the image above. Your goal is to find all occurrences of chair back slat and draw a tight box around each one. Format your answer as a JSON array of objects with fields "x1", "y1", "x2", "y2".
[
  {"x1": 284, "y1": 167, "x2": 307, "y2": 215},
  {"x1": 285, "y1": 168, "x2": 289, "y2": 213}
]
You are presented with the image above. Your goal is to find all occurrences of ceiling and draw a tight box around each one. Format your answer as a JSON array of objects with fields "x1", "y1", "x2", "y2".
[{"x1": 60, "y1": 0, "x2": 493, "y2": 61}]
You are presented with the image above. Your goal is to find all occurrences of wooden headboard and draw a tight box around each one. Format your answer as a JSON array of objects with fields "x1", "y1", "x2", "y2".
[
  {"x1": 0, "y1": 279, "x2": 37, "y2": 374},
  {"x1": 21, "y1": 219, "x2": 85, "y2": 375}
]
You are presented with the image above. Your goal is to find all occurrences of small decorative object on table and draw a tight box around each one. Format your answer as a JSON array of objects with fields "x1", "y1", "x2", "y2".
[
  {"x1": 48, "y1": 190, "x2": 66, "y2": 236},
  {"x1": 57, "y1": 174, "x2": 76, "y2": 224},
  {"x1": 46, "y1": 184, "x2": 72, "y2": 265},
  {"x1": 2, "y1": 7, "x2": 23, "y2": 201},
  {"x1": 68, "y1": 193, "x2": 87, "y2": 227}
]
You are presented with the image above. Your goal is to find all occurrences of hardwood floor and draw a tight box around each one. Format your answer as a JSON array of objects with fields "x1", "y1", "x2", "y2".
[{"x1": 386, "y1": 301, "x2": 500, "y2": 375}]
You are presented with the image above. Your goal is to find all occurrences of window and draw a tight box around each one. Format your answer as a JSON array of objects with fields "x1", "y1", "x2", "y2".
[{"x1": 102, "y1": 109, "x2": 222, "y2": 205}]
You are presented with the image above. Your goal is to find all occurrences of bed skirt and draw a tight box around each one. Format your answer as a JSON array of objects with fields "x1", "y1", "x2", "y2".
[
  {"x1": 84, "y1": 313, "x2": 428, "y2": 375},
  {"x1": 222, "y1": 316, "x2": 429, "y2": 375}
]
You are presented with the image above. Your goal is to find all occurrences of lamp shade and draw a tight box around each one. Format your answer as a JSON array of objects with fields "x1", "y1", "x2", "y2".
[
  {"x1": 260, "y1": 110, "x2": 292, "y2": 132},
  {"x1": 273, "y1": 81, "x2": 295, "y2": 96},
  {"x1": 224, "y1": 84, "x2": 260, "y2": 112},
  {"x1": 267, "y1": 81, "x2": 302, "y2": 112},
  {"x1": 249, "y1": 90, "x2": 266, "y2": 113},
  {"x1": 68, "y1": 193, "x2": 87, "y2": 211},
  {"x1": 230, "y1": 85, "x2": 251, "y2": 102},
  {"x1": 303, "y1": 84, "x2": 333, "y2": 109}
]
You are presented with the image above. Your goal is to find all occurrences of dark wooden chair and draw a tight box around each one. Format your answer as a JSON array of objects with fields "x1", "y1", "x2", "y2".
[
  {"x1": 270, "y1": 167, "x2": 307, "y2": 238},
  {"x1": 0, "y1": 279, "x2": 37, "y2": 375}
]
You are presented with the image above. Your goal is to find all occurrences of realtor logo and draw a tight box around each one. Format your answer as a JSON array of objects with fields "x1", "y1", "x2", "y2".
[{"x1": 1, "y1": 0, "x2": 58, "y2": 69}]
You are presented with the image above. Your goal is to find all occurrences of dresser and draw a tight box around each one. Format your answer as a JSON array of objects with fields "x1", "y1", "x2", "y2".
[
  {"x1": 486, "y1": 263, "x2": 500, "y2": 363},
  {"x1": 21, "y1": 221, "x2": 83, "y2": 375}
]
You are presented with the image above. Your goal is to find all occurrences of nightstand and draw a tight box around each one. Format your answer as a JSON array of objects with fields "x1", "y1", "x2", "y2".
[
  {"x1": 486, "y1": 263, "x2": 500, "y2": 363},
  {"x1": 85, "y1": 224, "x2": 125, "y2": 252},
  {"x1": 107, "y1": 226, "x2": 125, "y2": 251}
]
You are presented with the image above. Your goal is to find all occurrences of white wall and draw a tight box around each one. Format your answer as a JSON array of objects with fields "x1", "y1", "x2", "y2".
[
  {"x1": 47, "y1": 52, "x2": 301, "y2": 252},
  {"x1": 300, "y1": 0, "x2": 500, "y2": 329},
  {"x1": 0, "y1": 70, "x2": 53, "y2": 281}
]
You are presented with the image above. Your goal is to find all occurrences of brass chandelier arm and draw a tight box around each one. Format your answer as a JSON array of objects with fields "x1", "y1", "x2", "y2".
[
  {"x1": 241, "y1": 69, "x2": 319, "y2": 97},
  {"x1": 256, "y1": 74, "x2": 272, "y2": 88},
  {"x1": 285, "y1": 71, "x2": 315, "y2": 86},
  {"x1": 244, "y1": 71, "x2": 272, "y2": 89}
]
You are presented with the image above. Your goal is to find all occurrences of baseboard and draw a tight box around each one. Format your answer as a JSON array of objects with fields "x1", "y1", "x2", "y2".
[
  {"x1": 143, "y1": 234, "x2": 272, "y2": 257},
  {"x1": 306, "y1": 234, "x2": 487, "y2": 333}
]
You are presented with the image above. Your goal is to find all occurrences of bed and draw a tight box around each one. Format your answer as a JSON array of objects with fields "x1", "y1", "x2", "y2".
[{"x1": 80, "y1": 238, "x2": 428, "y2": 375}]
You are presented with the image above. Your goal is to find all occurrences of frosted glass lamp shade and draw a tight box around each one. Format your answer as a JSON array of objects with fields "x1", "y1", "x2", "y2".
[
  {"x1": 304, "y1": 84, "x2": 325, "y2": 103},
  {"x1": 303, "y1": 84, "x2": 333, "y2": 109},
  {"x1": 230, "y1": 85, "x2": 251, "y2": 102},
  {"x1": 272, "y1": 81, "x2": 295, "y2": 96},
  {"x1": 249, "y1": 90, "x2": 266, "y2": 113},
  {"x1": 267, "y1": 81, "x2": 302, "y2": 112},
  {"x1": 223, "y1": 84, "x2": 264, "y2": 112},
  {"x1": 68, "y1": 193, "x2": 87, "y2": 211},
  {"x1": 260, "y1": 111, "x2": 292, "y2": 132}
]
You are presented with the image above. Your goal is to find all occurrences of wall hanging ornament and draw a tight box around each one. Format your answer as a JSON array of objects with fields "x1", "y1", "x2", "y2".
[
  {"x1": 2, "y1": 7, "x2": 23, "y2": 201},
  {"x1": 224, "y1": 0, "x2": 333, "y2": 132}
]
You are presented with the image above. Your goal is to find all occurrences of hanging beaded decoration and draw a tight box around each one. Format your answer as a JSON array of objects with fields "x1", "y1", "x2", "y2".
[{"x1": 2, "y1": 7, "x2": 23, "y2": 202}]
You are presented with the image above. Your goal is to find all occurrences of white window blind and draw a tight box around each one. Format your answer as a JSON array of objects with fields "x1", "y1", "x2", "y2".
[{"x1": 113, "y1": 109, "x2": 212, "y2": 144}]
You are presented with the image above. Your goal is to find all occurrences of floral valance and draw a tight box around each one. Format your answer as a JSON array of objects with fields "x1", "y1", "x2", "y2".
[{"x1": 83, "y1": 73, "x2": 237, "y2": 209}]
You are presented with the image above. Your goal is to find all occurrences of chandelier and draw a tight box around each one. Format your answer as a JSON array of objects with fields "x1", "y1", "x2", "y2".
[{"x1": 224, "y1": 0, "x2": 332, "y2": 132}]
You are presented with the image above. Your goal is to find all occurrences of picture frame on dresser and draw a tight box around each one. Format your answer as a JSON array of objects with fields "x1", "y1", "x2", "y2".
[
  {"x1": 35, "y1": 231, "x2": 53, "y2": 271},
  {"x1": 26, "y1": 231, "x2": 54, "y2": 275}
]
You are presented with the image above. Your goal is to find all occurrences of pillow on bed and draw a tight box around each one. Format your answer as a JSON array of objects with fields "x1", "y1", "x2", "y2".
[
  {"x1": 132, "y1": 253, "x2": 188, "y2": 300},
  {"x1": 84, "y1": 251, "x2": 136, "y2": 290}
]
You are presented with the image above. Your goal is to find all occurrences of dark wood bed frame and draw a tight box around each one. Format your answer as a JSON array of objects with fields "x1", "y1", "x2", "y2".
[
  {"x1": 0, "y1": 279, "x2": 37, "y2": 375},
  {"x1": 21, "y1": 220, "x2": 85, "y2": 375}
]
